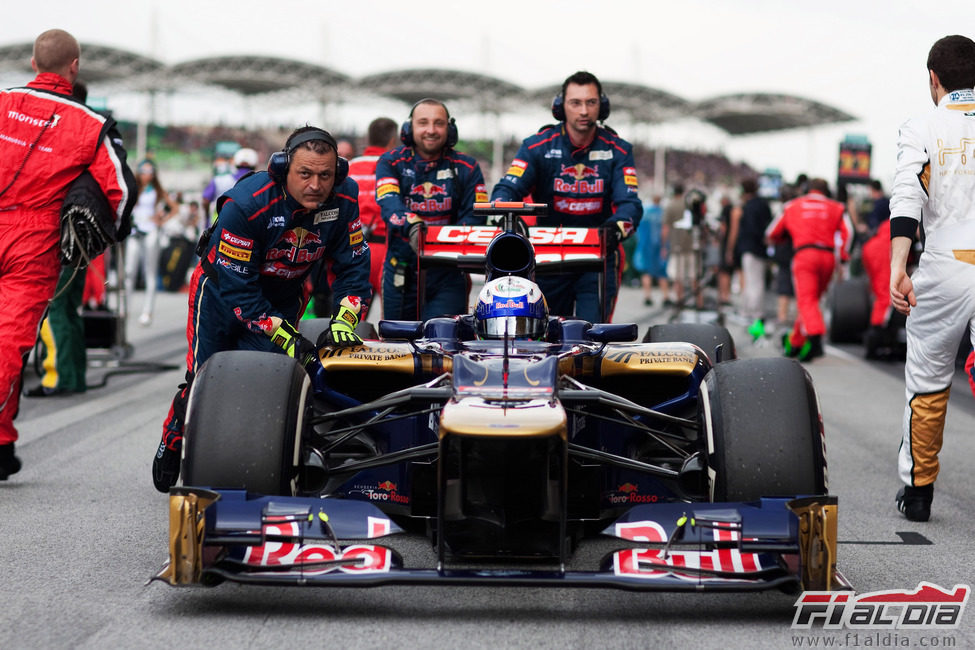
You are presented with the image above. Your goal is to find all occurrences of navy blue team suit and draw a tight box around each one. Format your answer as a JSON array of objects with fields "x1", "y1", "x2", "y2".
[
  {"x1": 491, "y1": 124, "x2": 641, "y2": 322},
  {"x1": 376, "y1": 145, "x2": 487, "y2": 320},
  {"x1": 154, "y1": 170, "x2": 371, "y2": 488}
]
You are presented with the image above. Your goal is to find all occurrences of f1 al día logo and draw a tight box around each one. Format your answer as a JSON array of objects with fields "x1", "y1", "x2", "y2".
[{"x1": 792, "y1": 582, "x2": 969, "y2": 629}]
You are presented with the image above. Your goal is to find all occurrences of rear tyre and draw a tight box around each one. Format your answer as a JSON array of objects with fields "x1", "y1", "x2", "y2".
[
  {"x1": 182, "y1": 350, "x2": 310, "y2": 495},
  {"x1": 829, "y1": 277, "x2": 870, "y2": 343},
  {"x1": 643, "y1": 322, "x2": 737, "y2": 363},
  {"x1": 699, "y1": 358, "x2": 826, "y2": 501}
]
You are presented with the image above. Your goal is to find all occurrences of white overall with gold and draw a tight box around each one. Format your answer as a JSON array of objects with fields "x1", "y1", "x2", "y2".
[{"x1": 890, "y1": 88, "x2": 975, "y2": 486}]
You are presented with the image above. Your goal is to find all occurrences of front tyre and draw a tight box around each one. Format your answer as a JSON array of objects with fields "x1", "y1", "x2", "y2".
[
  {"x1": 182, "y1": 350, "x2": 310, "y2": 495},
  {"x1": 699, "y1": 358, "x2": 826, "y2": 502}
]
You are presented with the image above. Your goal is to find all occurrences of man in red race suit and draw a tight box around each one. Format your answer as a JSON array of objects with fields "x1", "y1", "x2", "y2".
[
  {"x1": 0, "y1": 29, "x2": 135, "y2": 480},
  {"x1": 766, "y1": 178, "x2": 852, "y2": 361},
  {"x1": 347, "y1": 117, "x2": 398, "y2": 312}
]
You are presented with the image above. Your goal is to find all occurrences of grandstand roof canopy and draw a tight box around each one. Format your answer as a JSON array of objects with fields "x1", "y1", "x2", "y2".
[{"x1": 0, "y1": 42, "x2": 856, "y2": 133}]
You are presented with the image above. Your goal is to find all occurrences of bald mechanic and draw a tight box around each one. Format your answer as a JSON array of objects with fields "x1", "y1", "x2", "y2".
[{"x1": 0, "y1": 29, "x2": 135, "y2": 480}]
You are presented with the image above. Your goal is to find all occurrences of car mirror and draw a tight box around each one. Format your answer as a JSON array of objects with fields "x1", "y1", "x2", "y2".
[
  {"x1": 587, "y1": 323, "x2": 638, "y2": 343},
  {"x1": 378, "y1": 320, "x2": 424, "y2": 340}
]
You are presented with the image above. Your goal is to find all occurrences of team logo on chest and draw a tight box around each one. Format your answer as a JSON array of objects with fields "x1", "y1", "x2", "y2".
[
  {"x1": 554, "y1": 163, "x2": 604, "y2": 194},
  {"x1": 408, "y1": 181, "x2": 452, "y2": 213},
  {"x1": 266, "y1": 227, "x2": 326, "y2": 265}
]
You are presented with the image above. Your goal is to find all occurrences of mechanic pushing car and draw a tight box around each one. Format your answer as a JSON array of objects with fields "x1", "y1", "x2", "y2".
[
  {"x1": 152, "y1": 126, "x2": 372, "y2": 492},
  {"x1": 890, "y1": 35, "x2": 975, "y2": 522},
  {"x1": 376, "y1": 99, "x2": 488, "y2": 321},
  {"x1": 490, "y1": 71, "x2": 642, "y2": 323}
]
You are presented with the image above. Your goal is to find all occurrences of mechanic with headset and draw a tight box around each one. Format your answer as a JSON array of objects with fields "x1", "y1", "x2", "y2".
[
  {"x1": 152, "y1": 126, "x2": 371, "y2": 492},
  {"x1": 890, "y1": 35, "x2": 975, "y2": 522},
  {"x1": 376, "y1": 98, "x2": 488, "y2": 320},
  {"x1": 490, "y1": 71, "x2": 642, "y2": 323}
]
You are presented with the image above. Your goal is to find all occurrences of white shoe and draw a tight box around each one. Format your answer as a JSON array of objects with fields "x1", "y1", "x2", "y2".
[{"x1": 138, "y1": 313, "x2": 152, "y2": 327}]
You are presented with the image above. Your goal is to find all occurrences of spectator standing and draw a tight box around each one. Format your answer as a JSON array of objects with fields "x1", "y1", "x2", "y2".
[
  {"x1": 727, "y1": 178, "x2": 773, "y2": 338},
  {"x1": 716, "y1": 194, "x2": 737, "y2": 307},
  {"x1": 491, "y1": 71, "x2": 641, "y2": 322},
  {"x1": 0, "y1": 29, "x2": 135, "y2": 479},
  {"x1": 662, "y1": 184, "x2": 693, "y2": 308},
  {"x1": 633, "y1": 194, "x2": 665, "y2": 306},
  {"x1": 865, "y1": 179, "x2": 891, "y2": 234},
  {"x1": 348, "y1": 117, "x2": 398, "y2": 312},
  {"x1": 201, "y1": 151, "x2": 236, "y2": 221},
  {"x1": 152, "y1": 126, "x2": 372, "y2": 491},
  {"x1": 377, "y1": 99, "x2": 487, "y2": 320},
  {"x1": 889, "y1": 35, "x2": 975, "y2": 522},
  {"x1": 766, "y1": 178, "x2": 852, "y2": 361},
  {"x1": 124, "y1": 159, "x2": 178, "y2": 326}
]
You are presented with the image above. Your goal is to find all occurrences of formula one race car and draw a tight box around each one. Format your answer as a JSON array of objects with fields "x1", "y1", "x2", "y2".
[{"x1": 154, "y1": 203, "x2": 846, "y2": 594}]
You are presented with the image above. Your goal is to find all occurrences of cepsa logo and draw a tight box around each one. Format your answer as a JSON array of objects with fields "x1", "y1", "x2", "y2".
[
  {"x1": 433, "y1": 226, "x2": 594, "y2": 246},
  {"x1": 792, "y1": 583, "x2": 970, "y2": 629}
]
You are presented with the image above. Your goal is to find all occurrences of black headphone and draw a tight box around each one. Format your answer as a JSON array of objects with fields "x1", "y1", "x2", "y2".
[
  {"x1": 551, "y1": 91, "x2": 610, "y2": 122},
  {"x1": 400, "y1": 99, "x2": 459, "y2": 149},
  {"x1": 267, "y1": 127, "x2": 349, "y2": 185}
]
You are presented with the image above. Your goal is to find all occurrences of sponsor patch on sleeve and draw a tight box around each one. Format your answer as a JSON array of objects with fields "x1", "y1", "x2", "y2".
[
  {"x1": 376, "y1": 177, "x2": 400, "y2": 198},
  {"x1": 220, "y1": 230, "x2": 253, "y2": 249},
  {"x1": 623, "y1": 167, "x2": 638, "y2": 187},
  {"x1": 218, "y1": 240, "x2": 253, "y2": 261},
  {"x1": 506, "y1": 159, "x2": 527, "y2": 177},
  {"x1": 475, "y1": 183, "x2": 488, "y2": 203},
  {"x1": 349, "y1": 230, "x2": 364, "y2": 246}
]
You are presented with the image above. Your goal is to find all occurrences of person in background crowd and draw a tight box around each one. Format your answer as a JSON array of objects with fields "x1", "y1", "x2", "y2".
[
  {"x1": 337, "y1": 139, "x2": 355, "y2": 160},
  {"x1": 152, "y1": 126, "x2": 371, "y2": 492},
  {"x1": 716, "y1": 194, "x2": 737, "y2": 307},
  {"x1": 348, "y1": 117, "x2": 399, "y2": 312},
  {"x1": 865, "y1": 179, "x2": 891, "y2": 234},
  {"x1": 0, "y1": 29, "x2": 135, "y2": 479},
  {"x1": 492, "y1": 71, "x2": 640, "y2": 322},
  {"x1": 124, "y1": 159, "x2": 178, "y2": 326},
  {"x1": 889, "y1": 35, "x2": 975, "y2": 522},
  {"x1": 766, "y1": 178, "x2": 852, "y2": 361},
  {"x1": 727, "y1": 178, "x2": 773, "y2": 339},
  {"x1": 633, "y1": 194, "x2": 665, "y2": 306},
  {"x1": 660, "y1": 184, "x2": 691, "y2": 309},
  {"x1": 377, "y1": 99, "x2": 487, "y2": 320}
]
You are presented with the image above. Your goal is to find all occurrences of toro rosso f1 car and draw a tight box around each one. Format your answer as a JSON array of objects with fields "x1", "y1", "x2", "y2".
[{"x1": 155, "y1": 203, "x2": 847, "y2": 594}]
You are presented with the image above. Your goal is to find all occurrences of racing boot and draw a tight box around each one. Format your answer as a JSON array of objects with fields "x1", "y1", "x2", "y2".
[
  {"x1": 0, "y1": 442, "x2": 22, "y2": 480},
  {"x1": 797, "y1": 335, "x2": 824, "y2": 362},
  {"x1": 782, "y1": 333, "x2": 799, "y2": 358},
  {"x1": 896, "y1": 484, "x2": 933, "y2": 522}
]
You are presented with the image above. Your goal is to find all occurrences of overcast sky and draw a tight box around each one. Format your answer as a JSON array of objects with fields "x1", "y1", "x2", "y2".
[{"x1": 6, "y1": 0, "x2": 975, "y2": 188}]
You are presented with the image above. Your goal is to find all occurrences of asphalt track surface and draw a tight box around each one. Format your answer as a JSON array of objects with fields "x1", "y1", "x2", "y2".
[{"x1": 3, "y1": 284, "x2": 974, "y2": 650}]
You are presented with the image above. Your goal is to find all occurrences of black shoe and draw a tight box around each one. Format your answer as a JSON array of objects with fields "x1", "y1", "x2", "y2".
[
  {"x1": 152, "y1": 440, "x2": 181, "y2": 493},
  {"x1": 0, "y1": 443, "x2": 22, "y2": 480},
  {"x1": 643, "y1": 297, "x2": 653, "y2": 306},
  {"x1": 798, "y1": 335, "x2": 824, "y2": 362},
  {"x1": 896, "y1": 484, "x2": 933, "y2": 522}
]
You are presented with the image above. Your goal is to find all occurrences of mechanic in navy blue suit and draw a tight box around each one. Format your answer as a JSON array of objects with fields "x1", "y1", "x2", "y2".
[
  {"x1": 491, "y1": 71, "x2": 642, "y2": 323},
  {"x1": 376, "y1": 99, "x2": 488, "y2": 320},
  {"x1": 152, "y1": 127, "x2": 372, "y2": 492}
]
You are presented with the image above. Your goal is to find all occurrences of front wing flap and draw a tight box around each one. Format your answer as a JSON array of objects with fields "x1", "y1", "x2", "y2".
[{"x1": 154, "y1": 489, "x2": 846, "y2": 592}]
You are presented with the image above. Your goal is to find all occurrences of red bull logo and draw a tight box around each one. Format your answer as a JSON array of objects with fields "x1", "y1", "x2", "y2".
[
  {"x1": 561, "y1": 163, "x2": 599, "y2": 180},
  {"x1": 553, "y1": 164, "x2": 604, "y2": 194},
  {"x1": 266, "y1": 227, "x2": 325, "y2": 264},
  {"x1": 408, "y1": 180, "x2": 452, "y2": 213},
  {"x1": 378, "y1": 480, "x2": 397, "y2": 492},
  {"x1": 414, "y1": 181, "x2": 448, "y2": 199},
  {"x1": 494, "y1": 299, "x2": 525, "y2": 309},
  {"x1": 618, "y1": 482, "x2": 638, "y2": 493}
]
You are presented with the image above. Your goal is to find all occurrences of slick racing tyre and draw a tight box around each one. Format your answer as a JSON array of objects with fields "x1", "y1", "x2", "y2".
[
  {"x1": 699, "y1": 358, "x2": 826, "y2": 501},
  {"x1": 182, "y1": 350, "x2": 310, "y2": 495},
  {"x1": 643, "y1": 322, "x2": 737, "y2": 364},
  {"x1": 828, "y1": 277, "x2": 870, "y2": 344}
]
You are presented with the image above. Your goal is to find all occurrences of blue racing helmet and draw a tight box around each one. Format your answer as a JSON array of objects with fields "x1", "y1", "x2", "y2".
[{"x1": 474, "y1": 276, "x2": 548, "y2": 340}]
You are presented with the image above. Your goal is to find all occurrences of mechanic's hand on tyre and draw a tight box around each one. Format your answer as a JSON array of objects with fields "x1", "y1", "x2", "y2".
[
  {"x1": 406, "y1": 213, "x2": 424, "y2": 254},
  {"x1": 323, "y1": 296, "x2": 364, "y2": 347},
  {"x1": 270, "y1": 320, "x2": 318, "y2": 366}
]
